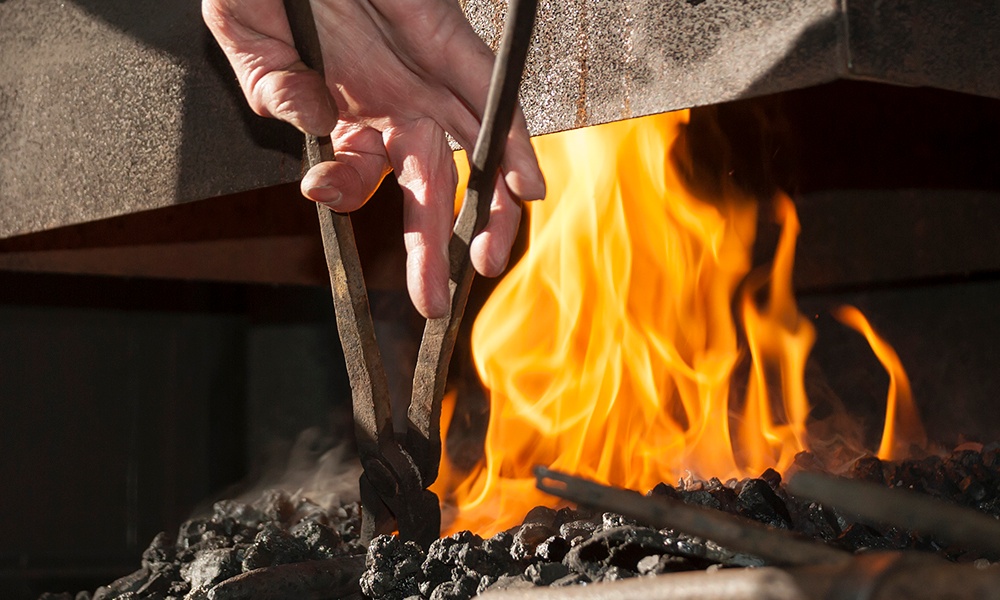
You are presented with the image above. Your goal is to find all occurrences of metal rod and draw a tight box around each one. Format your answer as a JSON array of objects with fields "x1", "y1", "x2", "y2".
[
  {"x1": 788, "y1": 471, "x2": 1000, "y2": 555},
  {"x1": 481, "y1": 553, "x2": 1000, "y2": 600},
  {"x1": 535, "y1": 467, "x2": 851, "y2": 567},
  {"x1": 481, "y1": 567, "x2": 810, "y2": 600},
  {"x1": 208, "y1": 555, "x2": 365, "y2": 600},
  {"x1": 407, "y1": 0, "x2": 539, "y2": 485},
  {"x1": 282, "y1": 0, "x2": 393, "y2": 476}
]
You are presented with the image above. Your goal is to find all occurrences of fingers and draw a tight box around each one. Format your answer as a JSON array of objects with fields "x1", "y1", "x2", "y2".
[
  {"x1": 202, "y1": 0, "x2": 338, "y2": 136},
  {"x1": 501, "y1": 108, "x2": 546, "y2": 201},
  {"x1": 470, "y1": 177, "x2": 523, "y2": 277},
  {"x1": 384, "y1": 119, "x2": 457, "y2": 319},
  {"x1": 302, "y1": 123, "x2": 392, "y2": 210},
  {"x1": 369, "y1": 0, "x2": 545, "y2": 204},
  {"x1": 251, "y1": 63, "x2": 339, "y2": 136}
]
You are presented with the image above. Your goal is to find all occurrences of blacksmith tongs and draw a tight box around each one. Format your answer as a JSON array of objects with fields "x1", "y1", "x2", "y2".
[{"x1": 282, "y1": 0, "x2": 538, "y2": 548}]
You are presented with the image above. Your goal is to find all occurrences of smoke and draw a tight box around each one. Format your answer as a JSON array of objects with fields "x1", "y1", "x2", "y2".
[{"x1": 196, "y1": 427, "x2": 362, "y2": 517}]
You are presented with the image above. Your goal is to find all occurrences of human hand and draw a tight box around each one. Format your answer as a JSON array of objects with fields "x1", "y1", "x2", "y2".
[{"x1": 203, "y1": 0, "x2": 545, "y2": 318}]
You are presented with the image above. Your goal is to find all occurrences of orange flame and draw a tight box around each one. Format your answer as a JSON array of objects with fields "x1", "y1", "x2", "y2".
[
  {"x1": 737, "y1": 194, "x2": 815, "y2": 475},
  {"x1": 833, "y1": 306, "x2": 927, "y2": 461},
  {"x1": 431, "y1": 110, "x2": 922, "y2": 536}
]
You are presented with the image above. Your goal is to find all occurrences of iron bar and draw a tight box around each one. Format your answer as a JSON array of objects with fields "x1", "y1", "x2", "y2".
[
  {"x1": 535, "y1": 467, "x2": 850, "y2": 567},
  {"x1": 788, "y1": 471, "x2": 1000, "y2": 555},
  {"x1": 407, "y1": 0, "x2": 539, "y2": 485},
  {"x1": 481, "y1": 553, "x2": 1000, "y2": 600},
  {"x1": 207, "y1": 555, "x2": 365, "y2": 600}
]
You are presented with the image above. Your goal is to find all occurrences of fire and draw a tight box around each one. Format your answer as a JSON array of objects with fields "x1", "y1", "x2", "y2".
[
  {"x1": 431, "y1": 110, "x2": 921, "y2": 536},
  {"x1": 737, "y1": 195, "x2": 815, "y2": 475},
  {"x1": 834, "y1": 306, "x2": 927, "y2": 461}
]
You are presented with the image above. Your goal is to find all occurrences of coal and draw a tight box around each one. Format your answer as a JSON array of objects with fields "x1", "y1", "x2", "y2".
[
  {"x1": 648, "y1": 481, "x2": 683, "y2": 500},
  {"x1": 635, "y1": 553, "x2": 711, "y2": 575},
  {"x1": 834, "y1": 523, "x2": 895, "y2": 552},
  {"x1": 92, "y1": 567, "x2": 150, "y2": 600},
  {"x1": 850, "y1": 456, "x2": 887, "y2": 484},
  {"x1": 534, "y1": 535, "x2": 570, "y2": 562},
  {"x1": 428, "y1": 574, "x2": 479, "y2": 600},
  {"x1": 550, "y1": 573, "x2": 591, "y2": 587},
  {"x1": 134, "y1": 565, "x2": 180, "y2": 597},
  {"x1": 759, "y1": 468, "x2": 783, "y2": 489},
  {"x1": 361, "y1": 535, "x2": 423, "y2": 600},
  {"x1": 509, "y1": 523, "x2": 555, "y2": 561},
  {"x1": 180, "y1": 548, "x2": 241, "y2": 591},
  {"x1": 60, "y1": 445, "x2": 1000, "y2": 600},
  {"x1": 290, "y1": 519, "x2": 344, "y2": 557},
  {"x1": 140, "y1": 531, "x2": 176, "y2": 570},
  {"x1": 595, "y1": 565, "x2": 634, "y2": 582},
  {"x1": 241, "y1": 522, "x2": 311, "y2": 570},
  {"x1": 600, "y1": 512, "x2": 638, "y2": 530},
  {"x1": 565, "y1": 526, "x2": 671, "y2": 579},
  {"x1": 660, "y1": 532, "x2": 764, "y2": 568},
  {"x1": 558, "y1": 519, "x2": 598, "y2": 542},
  {"x1": 56, "y1": 488, "x2": 363, "y2": 600},
  {"x1": 522, "y1": 506, "x2": 558, "y2": 528},
  {"x1": 736, "y1": 478, "x2": 793, "y2": 529},
  {"x1": 787, "y1": 499, "x2": 842, "y2": 541},
  {"x1": 524, "y1": 562, "x2": 570, "y2": 586}
]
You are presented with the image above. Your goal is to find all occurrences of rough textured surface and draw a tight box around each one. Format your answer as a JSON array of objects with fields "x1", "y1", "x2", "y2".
[
  {"x1": 0, "y1": 0, "x2": 301, "y2": 239},
  {"x1": 51, "y1": 445, "x2": 1000, "y2": 599},
  {"x1": 463, "y1": 0, "x2": 1000, "y2": 139},
  {"x1": 353, "y1": 446, "x2": 1000, "y2": 599},
  {"x1": 2, "y1": 0, "x2": 999, "y2": 239},
  {"x1": 66, "y1": 488, "x2": 364, "y2": 600}
]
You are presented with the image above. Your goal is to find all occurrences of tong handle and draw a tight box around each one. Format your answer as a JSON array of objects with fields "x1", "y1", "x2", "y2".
[
  {"x1": 407, "y1": 0, "x2": 539, "y2": 484},
  {"x1": 283, "y1": 0, "x2": 393, "y2": 461},
  {"x1": 283, "y1": 0, "x2": 434, "y2": 547}
]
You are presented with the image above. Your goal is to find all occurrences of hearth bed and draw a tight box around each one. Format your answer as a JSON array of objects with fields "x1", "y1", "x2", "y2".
[{"x1": 44, "y1": 445, "x2": 1000, "y2": 600}]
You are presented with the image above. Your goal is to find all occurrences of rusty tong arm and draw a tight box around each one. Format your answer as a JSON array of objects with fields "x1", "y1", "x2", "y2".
[{"x1": 283, "y1": 0, "x2": 538, "y2": 548}]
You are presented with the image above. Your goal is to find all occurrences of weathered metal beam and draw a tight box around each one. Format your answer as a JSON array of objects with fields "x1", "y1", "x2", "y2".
[
  {"x1": 1, "y1": 0, "x2": 997, "y2": 240},
  {"x1": 465, "y1": 0, "x2": 1000, "y2": 138}
]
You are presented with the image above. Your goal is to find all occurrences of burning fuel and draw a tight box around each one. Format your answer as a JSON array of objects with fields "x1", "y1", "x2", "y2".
[{"x1": 432, "y1": 110, "x2": 925, "y2": 536}]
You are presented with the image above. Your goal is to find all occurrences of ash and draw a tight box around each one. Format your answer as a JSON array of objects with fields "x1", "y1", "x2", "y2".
[
  {"x1": 42, "y1": 489, "x2": 365, "y2": 600},
  {"x1": 42, "y1": 444, "x2": 1000, "y2": 600}
]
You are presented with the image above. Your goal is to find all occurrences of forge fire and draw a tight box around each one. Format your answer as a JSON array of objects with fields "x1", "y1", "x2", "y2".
[
  {"x1": 432, "y1": 110, "x2": 926, "y2": 536},
  {"x1": 59, "y1": 108, "x2": 1000, "y2": 600},
  {"x1": 9, "y1": 0, "x2": 1000, "y2": 598}
]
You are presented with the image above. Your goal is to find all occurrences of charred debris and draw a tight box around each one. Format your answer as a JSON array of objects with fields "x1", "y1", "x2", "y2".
[{"x1": 41, "y1": 444, "x2": 1000, "y2": 600}]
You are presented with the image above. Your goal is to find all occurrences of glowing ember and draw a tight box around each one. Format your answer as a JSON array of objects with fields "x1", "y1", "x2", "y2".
[{"x1": 431, "y1": 110, "x2": 922, "y2": 536}]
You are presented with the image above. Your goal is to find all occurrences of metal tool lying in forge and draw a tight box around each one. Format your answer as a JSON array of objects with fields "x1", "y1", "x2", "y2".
[{"x1": 281, "y1": 0, "x2": 538, "y2": 549}]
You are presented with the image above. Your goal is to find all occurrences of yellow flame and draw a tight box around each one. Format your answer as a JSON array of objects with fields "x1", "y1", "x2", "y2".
[
  {"x1": 833, "y1": 306, "x2": 927, "y2": 461},
  {"x1": 737, "y1": 194, "x2": 815, "y2": 475},
  {"x1": 431, "y1": 110, "x2": 921, "y2": 536}
]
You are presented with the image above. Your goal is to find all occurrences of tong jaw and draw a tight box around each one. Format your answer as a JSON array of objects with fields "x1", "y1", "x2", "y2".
[
  {"x1": 359, "y1": 437, "x2": 440, "y2": 546},
  {"x1": 283, "y1": 0, "x2": 538, "y2": 549}
]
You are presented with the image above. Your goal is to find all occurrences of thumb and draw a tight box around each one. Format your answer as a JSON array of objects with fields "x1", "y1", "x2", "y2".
[{"x1": 203, "y1": 0, "x2": 338, "y2": 136}]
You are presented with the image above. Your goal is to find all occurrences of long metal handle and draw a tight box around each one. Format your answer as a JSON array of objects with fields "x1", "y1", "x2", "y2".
[
  {"x1": 407, "y1": 0, "x2": 539, "y2": 487},
  {"x1": 283, "y1": 0, "x2": 393, "y2": 466}
]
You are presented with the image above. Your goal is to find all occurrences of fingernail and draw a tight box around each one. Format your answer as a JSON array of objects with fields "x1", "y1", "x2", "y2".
[
  {"x1": 506, "y1": 171, "x2": 547, "y2": 201},
  {"x1": 307, "y1": 185, "x2": 343, "y2": 208}
]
